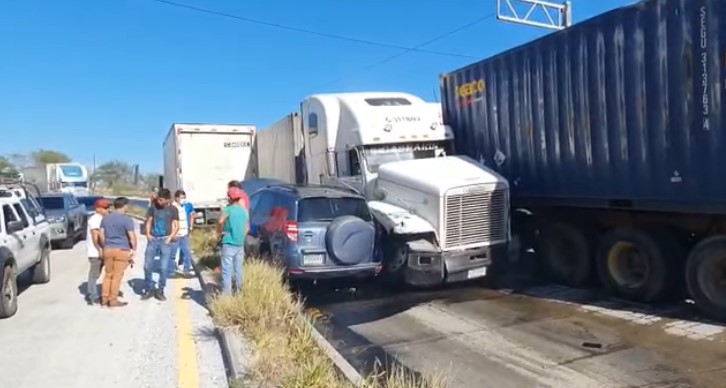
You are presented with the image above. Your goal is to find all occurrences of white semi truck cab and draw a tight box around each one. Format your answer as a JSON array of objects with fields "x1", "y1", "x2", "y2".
[{"x1": 301, "y1": 92, "x2": 509, "y2": 286}]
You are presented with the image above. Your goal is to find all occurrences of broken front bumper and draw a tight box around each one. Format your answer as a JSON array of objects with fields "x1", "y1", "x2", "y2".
[{"x1": 403, "y1": 243, "x2": 506, "y2": 287}]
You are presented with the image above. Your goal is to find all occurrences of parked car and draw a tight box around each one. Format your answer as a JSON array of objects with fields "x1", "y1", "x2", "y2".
[
  {"x1": 245, "y1": 184, "x2": 382, "y2": 282},
  {"x1": 38, "y1": 192, "x2": 87, "y2": 249},
  {"x1": 76, "y1": 195, "x2": 106, "y2": 216},
  {"x1": 0, "y1": 182, "x2": 52, "y2": 318}
]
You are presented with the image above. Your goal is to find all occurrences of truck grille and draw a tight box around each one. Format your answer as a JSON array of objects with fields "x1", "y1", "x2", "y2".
[{"x1": 444, "y1": 188, "x2": 507, "y2": 250}]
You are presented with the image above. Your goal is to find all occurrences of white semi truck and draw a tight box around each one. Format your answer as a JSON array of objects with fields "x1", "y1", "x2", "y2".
[
  {"x1": 163, "y1": 123, "x2": 257, "y2": 226},
  {"x1": 21, "y1": 163, "x2": 90, "y2": 196},
  {"x1": 255, "y1": 92, "x2": 509, "y2": 286}
]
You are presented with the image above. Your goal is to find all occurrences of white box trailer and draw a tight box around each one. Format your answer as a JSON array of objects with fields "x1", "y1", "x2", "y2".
[
  {"x1": 254, "y1": 112, "x2": 307, "y2": 184},
  {"x1": 163, "y1": 123, "x2": 257, "y2": 226}
]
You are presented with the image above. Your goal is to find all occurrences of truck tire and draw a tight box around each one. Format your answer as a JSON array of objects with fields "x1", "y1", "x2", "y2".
[
  {"x1": 596, "y1": 228, "x2": 678, "y2": 303},
  {"x1": 381, "y1": 238, "x2": 408, "y2": 288},
  {"x1": 685, "y1": 236, "x2": 726, "y2": 321},
  {"x1": 79, "y1": 217, "x2": 88, "y2": 241},
  {"x1": 61, "y1": 222, "x2": 75, "y2": 249},
  {"x1": 0, "y1": 265, "x2": 18, "y2": 319},
  {"x1": 537, "y1": 222, "x2": 593, "y2": 287},
  {"x1": 32, "y1": 247, "x2": 51, "y2": 284},
  {"x1": 325, "y1": 216, "x2": 375, "y2": 266}
]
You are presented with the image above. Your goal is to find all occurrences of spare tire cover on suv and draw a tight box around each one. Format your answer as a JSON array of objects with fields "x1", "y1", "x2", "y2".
[{"x1": 325, "y1": 215, "x2": 375, "y2": 265}]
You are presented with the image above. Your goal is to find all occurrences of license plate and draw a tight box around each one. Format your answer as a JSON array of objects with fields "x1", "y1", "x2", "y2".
[
  {"x1": 303, "y1": 254, "x2": 324, "y2": 265},
  {"x1": 467, "y1": 267, "x2": 487, "y2": 279}
]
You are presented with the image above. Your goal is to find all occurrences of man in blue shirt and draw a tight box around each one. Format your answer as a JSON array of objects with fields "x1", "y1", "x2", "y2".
[
  {"x1": 143, "y1": 189, "x2": 179, "y2": 301},
  {"x1": 99, "y1": 197, "x2": 137, "y2": 307}
]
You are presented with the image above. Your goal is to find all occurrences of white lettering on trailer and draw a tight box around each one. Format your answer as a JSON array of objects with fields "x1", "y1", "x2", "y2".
[
  {"x1": 223, "y1": 141, "x2": 251, "y2": 148},
  {"x1": 700, "y1": 6, "x2": 710, "y2": 130}
]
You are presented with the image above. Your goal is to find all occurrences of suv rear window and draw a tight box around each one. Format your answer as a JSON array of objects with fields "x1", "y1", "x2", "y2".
[
  {"x1": 40, "y1": 197, "x2": 65, "y2": 210},
  {"x1": 297, "y1": 197, "x2": 372, "y2": 222}
]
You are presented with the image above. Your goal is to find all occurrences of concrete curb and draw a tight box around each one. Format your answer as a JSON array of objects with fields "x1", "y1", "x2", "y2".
[
  {"x1": 127, "y1": 212, "x2": 250, "y2": 384},
  {"x1": 303, "y1": 316, "x2": 365, "y2": 386},
  {"x1": 192, "y1": 258, "x2": 364, "y2": 386},
  {"x1": 191, "y1": 260, "x2": 251, "y2": 383}
]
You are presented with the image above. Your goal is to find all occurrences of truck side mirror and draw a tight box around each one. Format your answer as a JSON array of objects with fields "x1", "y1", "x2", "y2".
[{"x1": 7, "y1": 220, "x2": 24, "y2": 233}]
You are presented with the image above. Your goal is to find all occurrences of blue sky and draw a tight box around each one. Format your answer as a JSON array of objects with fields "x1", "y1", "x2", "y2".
[{"x1": 0, "y1": 0, "x2": 633, "y2": 172}]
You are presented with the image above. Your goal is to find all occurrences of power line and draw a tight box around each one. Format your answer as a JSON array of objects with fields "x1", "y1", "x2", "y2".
[
  {"x1": 147, "y1": 0, "x2": 479, "y2": 59},
  {"x1": 313, "y1": 12, "x2": 495, "y2": 90}
]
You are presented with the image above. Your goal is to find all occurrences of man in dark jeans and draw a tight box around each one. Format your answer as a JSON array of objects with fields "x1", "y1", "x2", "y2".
[{"x1": 143, "y1": 188, "x2": 179, "y2": 301}]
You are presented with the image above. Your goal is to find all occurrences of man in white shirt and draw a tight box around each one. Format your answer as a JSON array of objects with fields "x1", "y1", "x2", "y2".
[
  {"x1": 170, "y1": 190, "x2": 194, "y2": 278},
  {"x1": 86, "y1": 198, "x2": 110, "y2": 305}
]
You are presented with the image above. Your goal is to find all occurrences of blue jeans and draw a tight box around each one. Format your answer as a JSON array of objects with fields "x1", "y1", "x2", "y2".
[
  {"x1": 170, "y1": 235, "x2": 193, "y2": 275},
  {"x1": 145, "y1": 237, "x2": 171, "y2": 291},
  {"x1": 221, "y1": 244, "x2": 244, "y2": 295}
]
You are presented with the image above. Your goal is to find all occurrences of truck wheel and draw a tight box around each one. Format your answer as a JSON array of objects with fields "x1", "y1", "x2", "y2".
[
  {"x1": 596, "y1": 228, "x2": 678, "y2": 303},
  {"x1": 61, "y1": 234, "x2": 75, "y2": 249},
  {"x1": 381, "y1": 239, "x2": 408, "y2": 287},
  {"x1": 61, "y1": 223, "x2": 75, "y2": 249},
  {"x1": 32, "y1": 247, "x2": 51, "y2": 284},
  {"x1": 686, "y1": 236, "x2": 726, "y2": 321},
  {"x1": 0, "y1": 265, "x2": 18, "y2": 319},
  {"x1": 79, "y1": 218, "x2": 88, "y2": 241},
  {"x1": 537, "y1": 222, "x2": 593, "y2": 287}
]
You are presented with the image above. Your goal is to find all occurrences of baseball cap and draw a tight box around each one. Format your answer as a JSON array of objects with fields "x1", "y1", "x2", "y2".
[
  {"x1": 95, "y1": 198, "x2": 110, "y2": 209},
  {"x1": 227, "y1": 187, "x2": 244, "y2": 200}
]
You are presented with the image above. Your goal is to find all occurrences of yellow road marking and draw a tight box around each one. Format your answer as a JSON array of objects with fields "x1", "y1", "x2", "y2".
[{"x1": 176, "y1": 278, "x2": 200, "y2": 388}]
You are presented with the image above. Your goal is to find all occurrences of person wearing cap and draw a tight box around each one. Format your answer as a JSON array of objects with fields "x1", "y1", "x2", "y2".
[
  {"x1": 85, "y1": 198, "x2": 110, "y2": 305},
  {"x1": 217, "y1": 186, "x2": 250, "y2": 295}
]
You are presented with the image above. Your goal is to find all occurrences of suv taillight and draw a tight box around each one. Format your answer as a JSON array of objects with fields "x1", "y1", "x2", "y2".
[{"x1": 284, "y1": 221, "x2": 298, "y2": 242}]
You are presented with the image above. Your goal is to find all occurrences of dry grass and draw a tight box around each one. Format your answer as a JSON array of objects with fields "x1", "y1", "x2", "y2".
[
  {"x1": 127, "y1": 205, "x2": 147, "y2": 219},
  {"x1": 194, "y1": 231, "x2": 449, "y2": 388}
]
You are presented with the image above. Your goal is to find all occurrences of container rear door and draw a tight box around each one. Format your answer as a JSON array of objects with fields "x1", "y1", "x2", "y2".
[{"x1": 179, "y1": 132, "x2": 253, "y2": 205}]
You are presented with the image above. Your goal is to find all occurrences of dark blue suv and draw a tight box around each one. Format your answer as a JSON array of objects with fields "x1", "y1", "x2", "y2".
[{"x1": 245, "y1": 184, "x2": 382, "y2": 280}]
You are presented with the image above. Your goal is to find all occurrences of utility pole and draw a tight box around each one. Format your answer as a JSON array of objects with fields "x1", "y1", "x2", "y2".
[{"x1": 496, "y1": 0, "x2": 572, "y2": 31}]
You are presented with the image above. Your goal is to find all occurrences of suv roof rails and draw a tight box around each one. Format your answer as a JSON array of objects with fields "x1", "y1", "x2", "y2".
[{"x1": 0, "y1": 174, "x2": 43, "y2": 199}]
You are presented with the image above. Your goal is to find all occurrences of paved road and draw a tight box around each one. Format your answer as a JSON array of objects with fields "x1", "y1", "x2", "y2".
[
  {"x1": 308, "y1": 281, "x2": 726, "y2": 388},
  {"x1": 0, "y1": 229, "x2": 227, "y2": 388}
]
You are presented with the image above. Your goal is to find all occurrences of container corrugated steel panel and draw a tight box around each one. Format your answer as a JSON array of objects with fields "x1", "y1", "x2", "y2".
[
  {"x1": 441, "y1": 0, "x2": 726, "y2": 213},
  {"x1": 255, "y1": 113, "x2": 307, "y2": 184}
]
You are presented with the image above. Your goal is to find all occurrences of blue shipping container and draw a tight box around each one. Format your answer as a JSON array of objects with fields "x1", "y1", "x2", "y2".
[{"x1": 441, "y1": 0, "x2": 726, "y2": 214}]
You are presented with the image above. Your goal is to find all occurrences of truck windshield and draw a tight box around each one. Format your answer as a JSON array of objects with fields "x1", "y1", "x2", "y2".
[
  {"x1": 297, "y1": 197, "x2": 372, "y2": 222},
  {"x1": 362, "y1": 142, "x2": 447, "y2": 173},
  {"x1": 40, "y1": 197, "x2": 65, "y2": 210},
  {"x1": 60, "y1": 165, "x2": 85, "y2": 178}
]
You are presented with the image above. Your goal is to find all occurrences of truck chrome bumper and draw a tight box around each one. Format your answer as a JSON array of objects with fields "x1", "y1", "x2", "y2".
[{"x1": 403, "y1": 243, "x2": 506, "y2": 287}]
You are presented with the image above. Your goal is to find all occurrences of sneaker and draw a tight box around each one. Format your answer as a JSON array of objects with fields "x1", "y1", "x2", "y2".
[
  {"x1": 108, "y1": 301, "x2": 128, "y2": 308},
  {"x1": 85, "y1": 295, "x2": 96, "y2": 306},
  {"x1": 141, "y1": 290, "x2": 155, "y2": 301},
  {"x1": 154, "y1": 289, "x2": 167, "y2": 301}
]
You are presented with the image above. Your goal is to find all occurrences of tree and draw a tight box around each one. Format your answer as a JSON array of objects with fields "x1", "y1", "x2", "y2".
[
  {"x1": 30, "y1": 149, "x2": 71, "y2": 165},
  {"x1": 92, "y1": 160, "x2": 133, "y2": 188},
  {"x1": 0, "y1": 156, "x2": 18, "y2": 174},
  {"x1": 139, "y1": 173, "x2": 160, "y2": 191}
]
